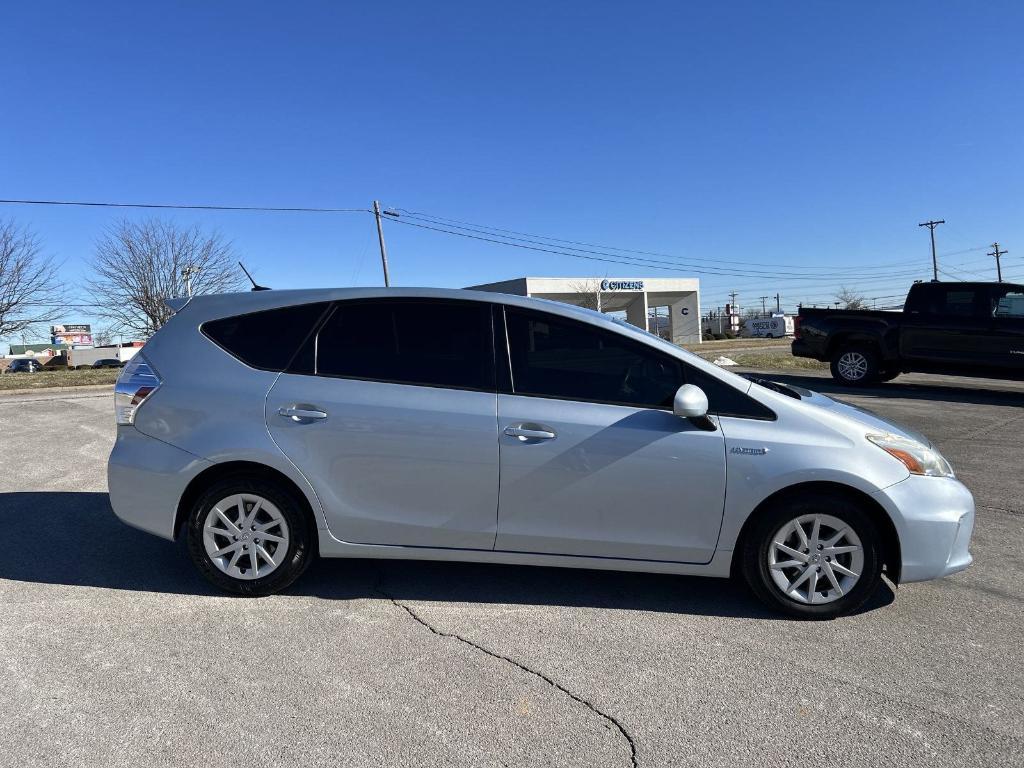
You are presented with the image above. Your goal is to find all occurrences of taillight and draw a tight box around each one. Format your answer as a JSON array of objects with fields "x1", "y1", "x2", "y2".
[
  {"x1": 792, "y1": 316, "x2": 802, "y2": 340},
  {"x1": 114, "y1": 354, "x2": 162, "y2": 425}
]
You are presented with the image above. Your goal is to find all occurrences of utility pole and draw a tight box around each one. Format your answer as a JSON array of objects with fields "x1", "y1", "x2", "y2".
[
  {"x1": 918, "y1": 219, "x2": 945, "y2": 281},
  {"x1": 775, "y1": 293, "x2": 781, "y2": 314},
  {"x1": 181, "y1": 265, "x2": 197, "y2": 297},
  {"x1": 373, "y1": 200, "x2": 391, "y2": 287},
  {"x1": 728, "y1": 292, "x2": 739, "y2": 333},
  {"x1": 989, "y1": 242, "x2": 1008, "y2": 282},
  {"x1": 759, "y1": 295, "x2": 768, "y2": 316}
]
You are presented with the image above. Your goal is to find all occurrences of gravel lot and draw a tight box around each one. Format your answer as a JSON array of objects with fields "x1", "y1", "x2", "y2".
[{"x1": 1, "y1": 372, "x2": 1022, "y2": 767}]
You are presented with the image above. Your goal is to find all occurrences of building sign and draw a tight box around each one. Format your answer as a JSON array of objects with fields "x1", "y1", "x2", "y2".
[
  {"x1": 52, "y1": 324, "x2": 93, "y2": 347},
  {"x1": 600, "y1": 279, "x2": 644, "y2": 291}
]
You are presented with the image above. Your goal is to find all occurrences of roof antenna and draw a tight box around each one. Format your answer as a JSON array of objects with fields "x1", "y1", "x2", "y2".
[{"x1": 238, "y1": 261, "x2": 270, "y2": 291}]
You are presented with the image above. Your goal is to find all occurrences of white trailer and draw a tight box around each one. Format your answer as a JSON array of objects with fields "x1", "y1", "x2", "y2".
[
  {"x1": 742, "y1": 315, "x2": 794, "y2": 339},
  {"x1": 67, "y1": 346, "x2": 140, "y2": 369}
]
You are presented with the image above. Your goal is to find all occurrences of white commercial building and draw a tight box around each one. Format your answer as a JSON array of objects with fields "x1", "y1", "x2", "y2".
[{"x1": 469, "y1": 276, "x2": 702, "y2": 345}]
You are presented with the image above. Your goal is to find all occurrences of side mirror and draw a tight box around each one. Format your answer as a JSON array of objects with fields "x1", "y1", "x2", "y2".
[{"x1": 673, "y1": 384, "x2": 709, "y2": 419}]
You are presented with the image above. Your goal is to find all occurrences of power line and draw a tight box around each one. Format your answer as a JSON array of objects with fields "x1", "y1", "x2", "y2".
[
  {"x1": 395, "y1": 207, "x2": 933, "y2": 274},
  {"x1": 386, "y1": 216, "x2": 935, "y2": 282},
  {"x1": 0, "y1": 198, "x2": 369, "y2": 214}
]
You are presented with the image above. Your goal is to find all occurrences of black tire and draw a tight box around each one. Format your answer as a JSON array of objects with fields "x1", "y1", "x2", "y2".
[
  {"x1": 739, "y1": 491, "x2": 882, "y2": 619},
  {"x1": 186, "y1": 474, "x2": 314, "y2": 596},
  {"x1": 829, "y1": 344, "x2": 880, "y2": 385}
]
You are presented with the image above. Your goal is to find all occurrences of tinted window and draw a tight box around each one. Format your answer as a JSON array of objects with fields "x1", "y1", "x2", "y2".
[
  {"x1": 203, "y1": 302, "x2": 330, "y2": 371},
  {"x1": 505, "y1": 308, "x2": 681, "y2": 407},
  {"x1": 992, "y1": 287, "x2": 1024, "y2": 318},
  {"x1": 686, "y1": 366, "x2": 775, "y2": 420},
  {"x1": 505, "y1": 308, "x2": 773, "y2": 418},
  {"x1": 918, "y1": 287, "x2": 984, "y2": 317},
  {"x1": 316, "y1": 300, "x2": 494, "y2": 390}
]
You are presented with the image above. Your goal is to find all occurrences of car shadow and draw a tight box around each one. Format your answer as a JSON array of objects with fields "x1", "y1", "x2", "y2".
[
  {"x1": 746, "y1": 371, "x2": 1024, "y2": 407},
  {"x1": 0, "y1": 491, "x2": 895, "y2": 619}
]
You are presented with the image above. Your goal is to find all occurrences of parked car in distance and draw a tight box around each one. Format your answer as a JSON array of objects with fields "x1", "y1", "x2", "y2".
[
  {"x1": 107, "y1": 288, "x2": 974, "y2": 618},
  {"x1": 743, "y1": 315, "x2": 794, "y2": 339},
  {"x1": 6, "y1": 358, "x2": 44, "y2": 373},
  {"x1": 91, "y1": 358, "x2": 123, "y2": 369},
  {"x1": 793, "y1": 281, "x2": 1024, "y2": 385}
]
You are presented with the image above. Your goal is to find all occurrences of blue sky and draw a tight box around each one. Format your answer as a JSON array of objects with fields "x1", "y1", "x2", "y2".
[{"x1": 2, "y1": 1, "x2": 1022, "y2": 341}]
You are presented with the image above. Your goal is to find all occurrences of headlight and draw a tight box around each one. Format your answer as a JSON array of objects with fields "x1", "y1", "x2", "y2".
[{"x1": 866, "y1": 433, "x2": 954, "y2": 477}]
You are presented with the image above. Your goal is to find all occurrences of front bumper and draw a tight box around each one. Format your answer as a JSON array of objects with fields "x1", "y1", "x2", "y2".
[
  {"x1": 873, "y1": 475, "x2": 974, "y2": 583},
  {"x1": 107, "y1": 427, "x2": 212, "y2": 540}
]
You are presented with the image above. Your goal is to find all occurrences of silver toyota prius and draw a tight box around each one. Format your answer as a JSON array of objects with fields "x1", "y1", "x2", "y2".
[{"x1": 107, "y1": 287, "x2": 974, "y2": 618}]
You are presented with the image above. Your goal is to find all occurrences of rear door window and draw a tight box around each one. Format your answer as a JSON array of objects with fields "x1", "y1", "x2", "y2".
[
  {"x1": 203, "y1": 302, "x2": 331, "y2": 371},
  {"x1": 992, "y1": 288, "x2": 1024, "y2": 318},
  {"x1": 315, "y1": 299, "x2": 494, "y2": 391}
]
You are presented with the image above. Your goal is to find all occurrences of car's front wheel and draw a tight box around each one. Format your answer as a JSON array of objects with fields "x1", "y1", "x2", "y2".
[
  {"x1": 740, "y1": 492, "x2": 883, "y2": 619},
  {"x1": 186, "y1": 475, "x2": 313, "y2": 596}
]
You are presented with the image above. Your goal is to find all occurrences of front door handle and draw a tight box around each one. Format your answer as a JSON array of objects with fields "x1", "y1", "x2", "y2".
[
  {"x1": 504, "y1": 424, "x2": 557, "y2": 441},
  {"x1": 278, "y1": 406, "x2": 328, "y2": 422}
]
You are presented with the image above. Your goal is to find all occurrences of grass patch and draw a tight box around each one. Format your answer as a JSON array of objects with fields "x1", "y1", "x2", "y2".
[
  {"x1": 693, "y1": 348, "x2": 828, "y2": 372},
  {"x1": 0, "y1": 367, "x2": 120, "y2": 391},
  {"x1": 683, "y1": 338, "x2": 790, "y2": 353}
]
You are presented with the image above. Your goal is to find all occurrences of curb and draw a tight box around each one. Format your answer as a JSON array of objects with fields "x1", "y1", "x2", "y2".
[{"x1": 0, "y1": 383, "x2": 115, "y2": 398}]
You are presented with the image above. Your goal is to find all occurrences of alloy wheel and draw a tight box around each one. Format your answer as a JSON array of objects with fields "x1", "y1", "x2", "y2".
[
  {"x1": 837, "y1": 351, "x2": 868, "y2": 381},
  {"x1": 767, "y1": 513, "x2": 864, "y2": 605},
  {"x1": 202, "y1": 493, "x2": 291, "y2": 581}
]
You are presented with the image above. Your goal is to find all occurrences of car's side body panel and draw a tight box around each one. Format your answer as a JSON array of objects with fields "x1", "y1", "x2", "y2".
[
  {"x1": 714, "y1": 384, "x2": 912, "y2": 551},
  {"x1": 494, "y1": 393, "x2": 727, "y2": 563},
  {"x1": 266, "y1": 373, "x2": 501, "y2": 550}
]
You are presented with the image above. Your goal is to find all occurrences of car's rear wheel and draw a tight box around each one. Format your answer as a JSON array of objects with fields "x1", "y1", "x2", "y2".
[
  {"x1": 740, "y1": 492, "x2": 882, "y2": 619},
  {"x1": 186, "y1": 475, "x2": 313, "y2": 596},
  {"x1": 830, "y1": 345, "x2": 879, "y2": 385}
]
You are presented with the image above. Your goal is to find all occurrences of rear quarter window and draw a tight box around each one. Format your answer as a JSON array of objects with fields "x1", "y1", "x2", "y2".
[{"x1": 202, "y1": 302, "x2": 331, "y2": 371}]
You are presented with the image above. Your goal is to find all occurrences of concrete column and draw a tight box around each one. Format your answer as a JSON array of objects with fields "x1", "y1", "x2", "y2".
[
  {"x1": 625, "y1": 293, "x2": 649, "y2": 331},
  {"x1": 669, "y1": 291, "x2": 701, "y2": 345}
]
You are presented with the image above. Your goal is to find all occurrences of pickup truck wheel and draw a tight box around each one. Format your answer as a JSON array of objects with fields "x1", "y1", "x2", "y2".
[{"x1": 830, "y1": 346, "x2": 879, "y2": 385}]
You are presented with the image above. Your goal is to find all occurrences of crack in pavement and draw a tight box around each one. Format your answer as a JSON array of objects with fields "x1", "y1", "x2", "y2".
[
  {"x1": 978, "y1": 504, "x2": 1023, "y2": 517},
  {"x1": 375, "y1": 583, "x2": 639, "y2": 768}
]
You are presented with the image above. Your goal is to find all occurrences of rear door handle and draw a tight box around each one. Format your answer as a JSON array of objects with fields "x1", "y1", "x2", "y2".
[
  {"x1": 278, "y1": 406, "x2": 328, "y2": 422},
  {"x1": 504, "y1": 424, "x2": 556, "y2": 441}
]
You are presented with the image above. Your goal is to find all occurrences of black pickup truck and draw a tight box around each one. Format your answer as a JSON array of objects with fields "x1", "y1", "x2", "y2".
[{"x1": 792, "y1": 281, "x2": 1024, "y2": 385}]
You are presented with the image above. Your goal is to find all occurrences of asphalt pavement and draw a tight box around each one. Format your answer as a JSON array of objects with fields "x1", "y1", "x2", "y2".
[{"x1": 1, "y1": 372, "x2": 1022, "y2": 767}]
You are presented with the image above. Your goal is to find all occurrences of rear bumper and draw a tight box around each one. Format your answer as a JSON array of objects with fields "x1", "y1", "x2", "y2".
[
  {"x1": 107, "y1": 427, "x2": 212, "y2": 540},
  {"x1": 790, "y1": 339, "x2": 820, "y2": 360},
  {"x1": 872, "y1": 475, "x2": 974, "y2": 583}
]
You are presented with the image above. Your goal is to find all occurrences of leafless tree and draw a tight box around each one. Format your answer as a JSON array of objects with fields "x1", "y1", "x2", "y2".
[
  {"x1": 88, "y1": 219, "x2": 246, "y2": 336},
  {"x1": 568, "y1": 279, "x2": 602, "y2": 311},
  {"x1": 835, "y1": 286, "x2": 867, "y2": 310},
  {"x1": 0, "y1": 219, "x2": 63, "y2": 340}
]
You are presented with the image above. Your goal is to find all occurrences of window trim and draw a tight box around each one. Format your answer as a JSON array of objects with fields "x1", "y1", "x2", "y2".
[
  {"x1": 499, "y1": 305, "x2": 776, "y2": 420},
  {"x1": 307, "y1": 296, "x2": 499, "y2": 394}
]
